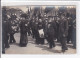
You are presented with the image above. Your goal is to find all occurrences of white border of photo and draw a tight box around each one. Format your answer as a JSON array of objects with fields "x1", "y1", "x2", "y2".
[
  {"x1": 1, "y1": 0, "x2": 80, "y2": 2},
  {"x1": 1, "y1": 1, "x2": 80, "y2": 58}
]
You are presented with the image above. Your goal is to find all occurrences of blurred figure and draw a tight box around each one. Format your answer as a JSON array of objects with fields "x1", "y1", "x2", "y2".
[
  {"x1": 9, "y1": 15, "x2": 17, "y2": 44},
  {"x1": 33, "y1": 18, "x2": 39, "y2": 44},
  {"x1": 27, "y1": 19, "x2": 31, "y2": 36},
  {"x1": 2, "y1": 15, "x2": 10, "y2": 50},
  {"x1": 44, "y1": 18, "x2": 49, "y2": 43},
  {"x1": 31, "y1": 18, "x2": 36, "y2": 38},
  {"x1": 56, "y1": 17, "x2": 60, "y2": 42},
  {"x1": 19, "y1": 16, "x2": 28, "y2": 47},
  {"x1": 46, "y1": 16, "x2": 56, "y2": 49},
  {"x1": 67, "y1": 17, "x2": 73, "y2": 43},
  {"x1": 72, "y1": 19, "x2": 76, "y2": 49},
  {"x1": 59, "y1": 15, "x2": 68, "y2": 52},
  {"x1": 38, "y1": 18, "x2": 44, "y2": 44},
  {"x1": 9, "y1": 25, "x2": 16, "y2": 43},
  {"x1": 2, "y1": 7, "x2": 11, "y2": 54}
]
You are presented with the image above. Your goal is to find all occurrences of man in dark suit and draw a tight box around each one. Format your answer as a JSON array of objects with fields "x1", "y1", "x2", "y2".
[
  {"x1": 55, "y1": 17, "x2": 60, "y2": 42},
  {"x1": 2, "y1": 15, "x2": 10, "y2": 54},
  {"x1": 33, "y1": 18, "x2": 39, "y2": 44},
  {"x1": 59, "y1": 15, "x2": 68, "y2": 52},
  {"x1": 46, "y1": 16, "x2": 56, "y2": 49},
  {"x1": 9, "y1": 15, "x2": 16, "y2": 44},
  {"x1": 30, "y1": 18, "x2": 36, "y2": 39}
]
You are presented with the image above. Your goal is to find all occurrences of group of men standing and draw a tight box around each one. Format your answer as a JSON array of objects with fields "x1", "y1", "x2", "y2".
[
  {"x1": 2, "y1": 7, "x2": 76, "y2": 54},
  {"x1": 19, "y1": 12, "x2": 76, "y2": 53},
  {"x1": 29, "y1": 14, "x2": 76, "y2": 52}
]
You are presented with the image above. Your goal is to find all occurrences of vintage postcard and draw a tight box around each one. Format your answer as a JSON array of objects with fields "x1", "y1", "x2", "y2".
[{"x1": 2, "y1": 5, "x2": 76, "y2": 54}]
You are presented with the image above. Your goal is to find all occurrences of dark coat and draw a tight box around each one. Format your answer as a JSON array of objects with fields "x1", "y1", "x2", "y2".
[
  {"x1": 38, "y1": 22, "x2": 44, "y2": 30},
  {"x1": 2, "y1": 20, "x2": 11, "y2": 35},
  {"x1": 59, "y1": 18, "x2": 68, "y2": 38},
  {"x1": 2, "y1": 20, "x2": 10, "y2": 47},
  {"x1": 20, "y1": 20, "x2": 29, "y2": 34},
  {"x1": 19, "y1": 20, "x2": 28, "y2": 46},
  {"x1": 48, "y1": 22, "x2": 56, "y2": 37}
]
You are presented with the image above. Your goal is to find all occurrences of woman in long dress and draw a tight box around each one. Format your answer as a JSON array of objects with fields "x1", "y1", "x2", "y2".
[{"x1": 19, "y1": 17, "x2": 28, "y2": 47}]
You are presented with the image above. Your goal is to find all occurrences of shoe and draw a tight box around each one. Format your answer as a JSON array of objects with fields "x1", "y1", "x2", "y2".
[
  {"x1": 73, "y1": 46, "x2": 76, "y2": 49},
  {"x1": 62, "y1": 49, "x2": 65, "y2": 53},
  {"x1": 49, "y1": 47, "x2": 52, "y2": 49},
  {"x1": 64, "y1": 47, "x2": 68, "y2": 50},
  {"x1": 2, "y1": 51, "x2": 5, "y2": 54},
  {"x1": 53, "y1": 45, "x2": 55, "y2": 47},
  {"x1": 9, "y1": 41, "x2": 12, "y2": 43}
]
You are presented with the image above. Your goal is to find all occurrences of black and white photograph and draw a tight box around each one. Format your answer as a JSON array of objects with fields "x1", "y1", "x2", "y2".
[{"x1": 2, "y1": 5, "x2": 76, "y2": 54}]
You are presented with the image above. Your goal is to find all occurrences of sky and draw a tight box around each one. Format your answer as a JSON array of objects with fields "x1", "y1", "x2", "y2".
[{"x1": 7, "y1": 5, "x2": 75, "y2": 13}]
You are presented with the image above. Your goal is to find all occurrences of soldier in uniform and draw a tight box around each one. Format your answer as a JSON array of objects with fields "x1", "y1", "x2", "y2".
[
  {"x1": 19, "y1": 15, "x2": 28, "y2": 47},
  {"x1": 59, "y1": 15, "x2": 68, "y2": 52},
  {"x1": 46, "y1": 16, "x2": 56, "y2": 49}
]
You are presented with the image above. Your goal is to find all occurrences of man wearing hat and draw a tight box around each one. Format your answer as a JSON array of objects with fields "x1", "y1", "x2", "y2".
[
  {"x1": 2, "y1": 15, "x2": 10, "y2": 53},
  {"x1": 59, "y1": 15, "x2": 68, "y2": 52},
  {"x1": 2, "y1": 7, "x2": 11, "y2": 53},
  {"x1": 9, "y1": 14, "x2": 17, "y2": 44},
  {"x1": 46, "y1": 16, "x2": 56, "y2": 49},
  {"x1": 19, "y1": 14, "x2": 29, "y2": 47}
]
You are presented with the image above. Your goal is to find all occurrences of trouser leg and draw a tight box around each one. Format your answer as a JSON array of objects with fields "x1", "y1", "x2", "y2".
[
  {"x1": 10, "y1": 34, "x2": 16, "y2": 43},
  {"x1": 5, "y1": 35, "x2": 9, "y2": 48},
  {"x1": 60, "y1": 37, "x2": 68, "y2": 51},
  {"x1": 10, "y1": 34, "x2": 13, "y2": 43},
  {"x1": 12, "y1": 34, "x2": 16, "y2": 42},
  {"x1": 48, "y1": 37, "x2": 55, "y2": 48},
  {"x1": 2, "y1": 39, "x2": 5, "y2": 54},
  {"x1": 40, "y1": 38, "x2": 44, "y2": 44}
]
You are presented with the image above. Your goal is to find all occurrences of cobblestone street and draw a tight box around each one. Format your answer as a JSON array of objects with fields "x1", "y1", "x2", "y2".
[{"x1": 5, "y1": 33, "x2": 76, "y2": 54}]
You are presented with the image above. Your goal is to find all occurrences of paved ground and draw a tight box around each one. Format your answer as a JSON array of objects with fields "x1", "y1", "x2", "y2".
[{"x1": 5, "y1": 33, "x2": 76, "y2": 54}]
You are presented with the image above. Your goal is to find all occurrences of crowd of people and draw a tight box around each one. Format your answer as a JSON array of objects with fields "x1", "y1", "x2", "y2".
[{"x1": 2, "y1": 6, "x2": 76, "y2": 54}]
